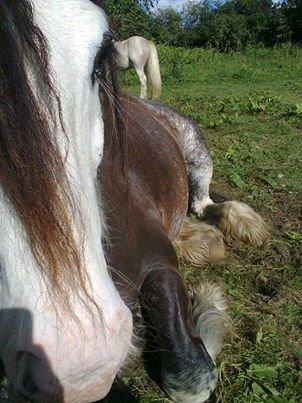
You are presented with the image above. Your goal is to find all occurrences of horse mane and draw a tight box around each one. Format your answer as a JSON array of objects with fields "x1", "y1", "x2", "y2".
[
  {"x1": 94, "y1": 31, "x2": 129, "y2": 188},
  {"x1": 0, "y1": 0, "x2": 93, "y2": 311}
]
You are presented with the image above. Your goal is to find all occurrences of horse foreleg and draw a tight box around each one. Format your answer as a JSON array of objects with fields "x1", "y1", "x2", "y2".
[
  {"x1": 140, "y1": 263, "x2": 222, "y2": 402},
  {"x1": 134, "y1": 66, "x2": 148, "y2": 99},
  {"x1": 178, "y1": 117, "x2": 268, "y2": 246}
]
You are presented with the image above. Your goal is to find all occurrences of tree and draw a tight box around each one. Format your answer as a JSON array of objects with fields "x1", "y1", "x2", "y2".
[
  {"x1": 281, "y1": 0, "x2": 302, "y2": 43},
  {"x1": 152, "y1": 8, "x2": 184, "y2": 46},
  {"x1": 102, "y1": 0, "x2": 157, "y2": 12},
  {"x1": 102, "y1": 0, "x2": 157, "y2": 39},
  {"x1": 103, "y1": 0, "x2": 300, "y2": 49},
  {"x1": 170, "y1": 0, "x2": 292, "y2": 49}
]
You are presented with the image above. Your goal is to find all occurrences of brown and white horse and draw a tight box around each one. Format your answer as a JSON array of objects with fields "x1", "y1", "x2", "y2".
[
  {"x1": 96, "y1": 38, "x2": 267, "y2": 399},
  {"x1": 0, "y1": 1, "x2": 267, "y2": 402}
]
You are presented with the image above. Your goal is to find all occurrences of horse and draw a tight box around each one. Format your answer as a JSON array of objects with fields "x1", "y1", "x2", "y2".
[
  {"x1": 0, "y1": 1, "x2": 134, "y2": 401},
  {"x1": 97, "y1": 42, "x2": 268, "y2": 399},
  {"x1": 0, "y1": 1, "x2": 267, "y2": 402},
  {"x1": 113, "y1": 36, "x2": 162, "y2": 100}
]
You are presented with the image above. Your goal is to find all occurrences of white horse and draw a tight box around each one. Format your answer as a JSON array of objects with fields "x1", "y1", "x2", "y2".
[
  {"x1": 114, "y1": 36, "x2": 162, "y2": 99},
  {"x1": 0, "y1": 1, "x2": 132, "y2": 401}
]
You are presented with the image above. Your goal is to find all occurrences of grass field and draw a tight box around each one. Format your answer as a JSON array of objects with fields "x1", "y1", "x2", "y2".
[{"x1": 117, "y1": 45, "x2": 302, "y2": 403}]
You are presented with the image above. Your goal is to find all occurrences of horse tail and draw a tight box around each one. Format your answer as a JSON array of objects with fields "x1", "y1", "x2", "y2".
[
  {"x1": 147, "y1": 41, "x2": 162, "y2": 99},
  {"x1": 174, "y1": 217, "x2": 225, "y2": 267},
  {"x1": 190, "y1": 284, "x2": 232, "y2": 360},
  {"x1": 201, "y1": 201, "x2": 268, "y2": 246}
]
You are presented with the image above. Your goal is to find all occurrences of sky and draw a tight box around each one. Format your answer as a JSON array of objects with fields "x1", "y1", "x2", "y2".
[
  {"x1": 155, "y1": 0, "x2": 186, "y2": 10},
  {"x1": 155, "y1": 0, "x2": 279, "y2": 10}
]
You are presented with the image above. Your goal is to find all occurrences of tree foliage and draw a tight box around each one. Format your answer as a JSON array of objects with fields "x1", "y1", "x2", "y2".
[
  {"x1": 102, "y1": 0, "x2": 157, "y2": 39},
  {"x1": 104, "y1": 0, "x2": 302, "y2": 50}
]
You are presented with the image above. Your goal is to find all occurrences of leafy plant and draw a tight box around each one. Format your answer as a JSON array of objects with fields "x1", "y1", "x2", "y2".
[
  {"x1": 246, "y1": 93, "x2": 282, "y2": 113},
  {"x1": 285, "y1": 230, "x2": 302, "y2": 243}
]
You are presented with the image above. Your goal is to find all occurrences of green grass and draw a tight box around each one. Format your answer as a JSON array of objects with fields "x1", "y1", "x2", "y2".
[{"x1": 119, "y1": 45, "x2": 302, "y2": 402}]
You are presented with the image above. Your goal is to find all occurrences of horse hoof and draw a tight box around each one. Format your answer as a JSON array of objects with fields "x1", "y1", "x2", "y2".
[
  {"x1": 174, "y1": 218, "x2": 225, "y2": 266},
  {"x1": 190, "y1": 283, "x2": 232, "y2": 360},
  {"x1": 204, "y1": 201, "x2": 268, "y2": 246},
  {"x1": 162, "y1": 368, "x2": 217, "y2": 403}
]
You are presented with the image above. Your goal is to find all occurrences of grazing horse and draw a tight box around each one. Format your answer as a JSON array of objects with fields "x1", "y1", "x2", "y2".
[
  {"x1": 114, "y1": 36, "x2": 162, "y2": 100},
  {"x1": 97, "y1": 38, "x2": 268, "y2": 398},
  {"x1": 0, "y1": 1, "x2": 133, "y2": 401}
]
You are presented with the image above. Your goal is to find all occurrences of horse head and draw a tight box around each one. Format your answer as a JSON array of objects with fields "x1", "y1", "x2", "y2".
[{"x1": 0, "y1": 1, "x2": 132, "y2": 401}]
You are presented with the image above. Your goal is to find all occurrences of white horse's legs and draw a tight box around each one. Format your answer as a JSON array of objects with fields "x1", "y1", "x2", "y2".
[{"x1": 134, "y1": 66, "x2": 148, "y2": 99}]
